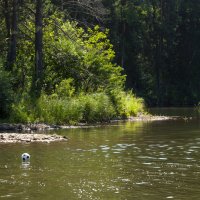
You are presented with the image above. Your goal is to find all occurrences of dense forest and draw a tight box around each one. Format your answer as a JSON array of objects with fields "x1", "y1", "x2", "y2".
[
  {"x1": 0, "y1": 0, "x2": 199, "y2": 123},
  {"x1": 103, "y1": 0, "x2": 200, "y2": 106}
]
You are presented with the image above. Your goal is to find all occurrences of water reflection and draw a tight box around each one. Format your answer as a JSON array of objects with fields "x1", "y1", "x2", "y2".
[
  {"x1": 1, "y1": 111, "x2": 200, "y2": 199},
  {"x1": 21, "y1": 162, "x2": 31, "y2": 170}
]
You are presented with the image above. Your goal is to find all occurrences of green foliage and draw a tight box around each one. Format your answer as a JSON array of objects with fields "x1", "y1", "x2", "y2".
[
  {"x1": 10, "y1": 90, "x2": 144, "y2": 124},
  {"x1": 13, "y1": 19, "x2": 35, "y2": 94},
  {"x1": 54, "y1": 78, "x2": 75, "y2": 98},
  {"x1": 10, "y1": 96, "x2": 35, "y2": 123},
  {"x1": 0, "y1": 0, "x2": 200, "y2": 124},
  {"x1": 104, "y1": 0, "x2": 200, "y2": 106},
  {"x1": 0, "y1": 62, "x2": 13, "y2": 117},
  {"x1": 0, "y1": 4, "x2": 146, "y2": 122},
  {"x1": 82, "y1": 26, "x2": 126, "y2": 92},
  {"x1": 10, "y1": 93, "x2": 114, "y2": 124},
  {"x1": 109, "y1": 89, "x2": 144, "y2": 118},
  {"x1": 36, "y1": 93, "x2": 83, "y2": 124},
  {"x1": 79, "y1": 93, "x2": 116, "y2": 122},
  {"x1": 42, "y1": 16, "x2": 125, "y2": 93}
]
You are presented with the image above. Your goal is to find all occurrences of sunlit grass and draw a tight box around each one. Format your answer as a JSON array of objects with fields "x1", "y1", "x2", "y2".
[{"x1": 10, "y1": 91, "x2": 145, "y2": 125}]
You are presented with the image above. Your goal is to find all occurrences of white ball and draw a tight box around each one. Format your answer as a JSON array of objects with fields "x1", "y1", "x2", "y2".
[{"x1": 21, "y1": 153, "x2": 30, "y2": 161}]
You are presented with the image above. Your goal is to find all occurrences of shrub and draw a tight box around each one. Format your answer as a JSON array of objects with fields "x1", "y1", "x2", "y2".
[
  {"x1": 36, "y1": 94, "x2": 83, "y2": 124},
  {"x1": 10, "y1": 89, "x2": 145, "y2": 124},
  {"x1": 122, "y1": 92, "x2": 144, "y2": 117},
  {"x1": 80, "y1": 93, "x2": 116, "y2": 123},
  {"x1": 10, "y1": 92, "x2": 118, "y2": 124},
  {"x1": 36, "y1": 92, "x2": 116, "y2": 124},
  {"x1": 54, "y1": 78, "x2": 75, "y2": 98},
  {"x1": 10, "y1": 94, "x2": 36, "y2": 123},
  {"x1": 109, "y1": 89, "x2": 144, "y2": 118}
]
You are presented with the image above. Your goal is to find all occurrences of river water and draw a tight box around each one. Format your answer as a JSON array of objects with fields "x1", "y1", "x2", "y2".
[{"x1": 1, "y1": 108, "x2": 200, "y2": 199}]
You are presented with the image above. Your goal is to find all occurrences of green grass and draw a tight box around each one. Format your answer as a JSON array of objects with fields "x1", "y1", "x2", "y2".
[{"x1": 9, "y1": 91, "x2": 145, "y2": 125}]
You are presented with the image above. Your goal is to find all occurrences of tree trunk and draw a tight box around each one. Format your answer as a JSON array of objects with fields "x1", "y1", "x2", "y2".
[
  {"x1": 6, "y1": 0, "x2": 18, "y2": 70},
  {"x1": 120, "y1": 0, "x2": 126, "y2": 69},
  {"x1": 3, "y1": 0, "x2": 10, "y2": 39},
  {"x1": 35, "y1": 0, "x2": 43, "y2": 96},
  {"x1": 61, "y1": 0, "x2": 64, "y2": 11}
]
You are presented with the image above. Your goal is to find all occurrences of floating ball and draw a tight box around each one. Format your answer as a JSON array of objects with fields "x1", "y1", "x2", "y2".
[{"x1": 21, "y1": 153, "x2": 30, "y2": 162}]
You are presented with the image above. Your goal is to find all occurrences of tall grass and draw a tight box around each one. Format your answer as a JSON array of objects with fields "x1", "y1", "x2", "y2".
[
  {"x1": 109, "y1": 90, "x2": 144, "y2": 118},
  {"x1": 10, "y1": 91, "x2": 145, "y2": 124}
]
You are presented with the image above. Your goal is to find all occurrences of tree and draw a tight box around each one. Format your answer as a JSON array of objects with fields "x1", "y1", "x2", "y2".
[
  {"x1": 4, "y1": 0, "x2": 18, "y2": 70},
  {"x1": 52, "y1": 0, "x2": 108, "y2": 27},
  {"x1": 34, "y1": 0, "x2": 43, "y2": 96},
  {"x1": 103, "y1": 0, "x2": 200, "y2": 106}
]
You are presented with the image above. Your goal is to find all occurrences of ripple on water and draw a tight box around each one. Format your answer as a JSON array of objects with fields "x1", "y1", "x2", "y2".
[
  {"x1": 142, "y1": 162, "x2": 152, "y2": 165},
  {"x1": 137, "y1": 155, "x2": 168, "y2": 161},
  {"x1": 0, "y1": 194, "x2": 13, "y2": 198},
  {"x1": 158, "y1": 157, "x2": 168, "y2": 161},
  {"x1": 98, "y1": 143, "x2": 138, "y2": 154},
  {"x1": 99, "y1": 145, "x2": 110, "y2": 153},
  {"x1": 135, "y1": 181, "x2": 151, "y2": 185},
  {"x1": 0, "y1": 179, "x2": 8, "y2": 184}
]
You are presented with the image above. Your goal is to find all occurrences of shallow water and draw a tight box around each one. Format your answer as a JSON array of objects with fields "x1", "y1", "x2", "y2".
[{"x1": 1, "y1": 108, "x2": 200, "y2": 199}]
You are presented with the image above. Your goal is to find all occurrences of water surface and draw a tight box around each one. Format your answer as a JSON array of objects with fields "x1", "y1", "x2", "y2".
[{"x1": 1, "y1": 108, "x2": 200, "y2": 199}]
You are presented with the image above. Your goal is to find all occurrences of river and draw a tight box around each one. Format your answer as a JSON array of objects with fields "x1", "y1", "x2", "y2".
[{"x1": 1, "y1": 108, "x2": 200, "y2": 199}]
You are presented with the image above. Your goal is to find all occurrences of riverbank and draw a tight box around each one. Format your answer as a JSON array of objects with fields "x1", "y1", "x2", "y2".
[
  {"x1": 0, "y1": 123, "x2": 69, "y2": 143},
  {"x1": 0, "y1": 115, "x2": 182, "y2": 143},
  {"x1": 0, "y1": 115, "x2": 177, "y2": 132}
]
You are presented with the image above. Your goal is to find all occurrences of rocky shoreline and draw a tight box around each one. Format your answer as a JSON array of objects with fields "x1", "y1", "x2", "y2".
[
  {"x1": 0, "y1": 115, "x2": 177, "y2": 132},
  {"x1": 0, "y1": 123, "x2": 62, "y2": 132},
  {"x1": 0, "y1": 115, "x2": 180, "y2": 143},
  {"x1": 0, "y1": 133, "x2": 67, "y2": 143},
  {"x1": 0, "y1": 124, "x2": 69, "y2": 143}
]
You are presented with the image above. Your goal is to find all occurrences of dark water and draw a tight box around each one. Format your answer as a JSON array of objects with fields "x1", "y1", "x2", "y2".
[{"x1": 1, "y1": 108, "x2": 200, "y2": 200}]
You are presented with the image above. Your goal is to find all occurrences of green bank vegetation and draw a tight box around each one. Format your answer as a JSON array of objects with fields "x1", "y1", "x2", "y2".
[{"x1": 0, "y1": 10, "x2": 144, "y2": 124}]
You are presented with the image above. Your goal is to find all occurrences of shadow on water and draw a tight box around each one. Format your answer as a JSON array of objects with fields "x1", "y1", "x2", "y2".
[{"x1": 1, "y1": 108, "x2": 200, "y2": 199}]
